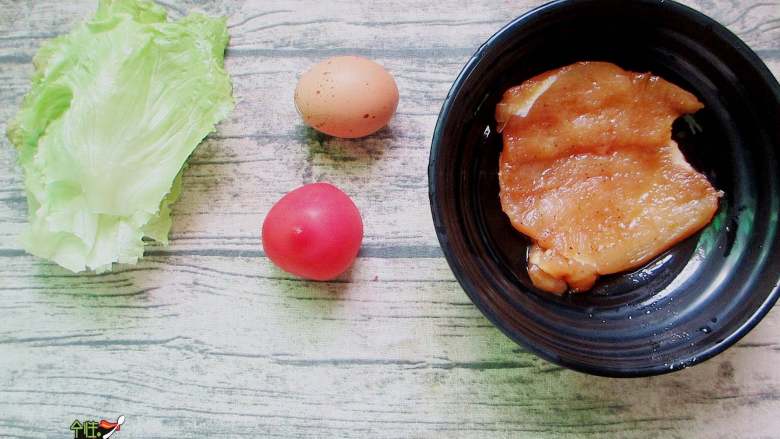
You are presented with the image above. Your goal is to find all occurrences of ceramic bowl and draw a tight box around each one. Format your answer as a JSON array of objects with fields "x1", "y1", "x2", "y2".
[{"x1": 428, "y1": 0, "x2": 780, "y2": 376}]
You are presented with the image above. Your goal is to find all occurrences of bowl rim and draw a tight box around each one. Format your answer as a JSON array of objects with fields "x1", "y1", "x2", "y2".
[{"x1": 428, "y1": 0, "x2": 780, "y2": 377}]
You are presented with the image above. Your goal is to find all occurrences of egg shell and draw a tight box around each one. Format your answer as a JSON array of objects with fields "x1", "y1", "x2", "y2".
[{"x1": 294, "y1": 56, "x2": 399, "y2": 138}]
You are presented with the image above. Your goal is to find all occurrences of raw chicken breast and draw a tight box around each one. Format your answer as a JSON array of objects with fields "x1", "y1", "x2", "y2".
[{"x1": 496, "y1": 62, "x2": 720, "y2": 294}]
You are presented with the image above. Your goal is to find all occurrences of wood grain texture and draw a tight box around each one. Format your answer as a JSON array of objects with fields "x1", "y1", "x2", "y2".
[{"x1": 0, "y1": 0, "x2": 779, "y2": 437}]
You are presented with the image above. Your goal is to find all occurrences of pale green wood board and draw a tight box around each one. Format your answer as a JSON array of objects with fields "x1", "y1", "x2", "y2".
[{"x1": 0, "y1": 0, "x2": 779, "y2": 437}]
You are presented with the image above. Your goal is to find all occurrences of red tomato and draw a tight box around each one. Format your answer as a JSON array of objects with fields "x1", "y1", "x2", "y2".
[{"x1": 262, "y1": 183, "x2": 363, "y2": 280}]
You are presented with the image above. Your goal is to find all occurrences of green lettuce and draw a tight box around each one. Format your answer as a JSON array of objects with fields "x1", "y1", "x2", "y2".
[{"x1": 6, "y1": 0, "x2": 233, "y2": 272}]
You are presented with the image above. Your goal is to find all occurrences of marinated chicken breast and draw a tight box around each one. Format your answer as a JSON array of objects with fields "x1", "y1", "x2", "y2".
[{"x1": 496, "y1": 62, "x2": 720, "y2": 294}]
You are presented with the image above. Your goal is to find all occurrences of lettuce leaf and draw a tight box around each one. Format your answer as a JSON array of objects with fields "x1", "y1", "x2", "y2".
[{"x1": 6, "y1": 0, "x2": 233, "y2": 272}]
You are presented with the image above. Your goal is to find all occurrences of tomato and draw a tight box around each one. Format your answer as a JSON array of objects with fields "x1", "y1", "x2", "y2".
[{"x1": 262, "y1": 183, "x2": 363, "y2": 280}]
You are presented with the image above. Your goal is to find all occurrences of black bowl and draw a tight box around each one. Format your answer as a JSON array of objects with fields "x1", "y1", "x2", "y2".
[{"x1": 429, "y1": 0, "x2": 780, "y2": 377}]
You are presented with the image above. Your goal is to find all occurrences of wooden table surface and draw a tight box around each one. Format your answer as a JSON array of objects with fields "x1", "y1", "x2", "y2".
[{"x1": 1, "y1": 0, "x2": 779, "y2": 437}]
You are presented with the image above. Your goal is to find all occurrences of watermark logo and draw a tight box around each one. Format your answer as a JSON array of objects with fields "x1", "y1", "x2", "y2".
[{"x1": 70, "y1": 415, "x2": 125, "y2": 439}]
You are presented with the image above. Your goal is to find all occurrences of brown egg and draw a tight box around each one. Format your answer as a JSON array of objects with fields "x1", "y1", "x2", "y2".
[{"x1": 294, "y1": 56, "x2": 399, "y2": 138}]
